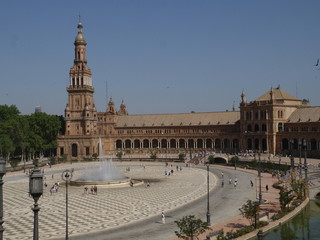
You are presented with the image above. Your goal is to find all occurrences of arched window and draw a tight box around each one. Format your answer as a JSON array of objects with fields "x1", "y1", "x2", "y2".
[
  {"x1": 215, "y1": 139, "x2": 221, "y2": 149},
  {"x1": 71, "y1": 144, "x2": 78, "y2": 157},
  {"x1": 282, "y1": 139, "x2": 289, "y2": 150},
  {"x1": 197, "y1": 139, "x2": 203, "y2": 148},
  {"x1": 254, "y1": 124, "x2": 259, "y2": 132},
  {"x1": 262, "y1": 138, "x2": 267, "y2": 151},
  {"x1": 232, "y1": 139, "x2": 239, "y2": 150},
  {"x1": 161, "y1": 139, "x2": 167, "y2": 148},
  {"x1": 152, "y1": 139, "x2": 158, "y2": 148},
  {"x1": 223, "y1": 139, "x2": 230, "y2": 149},
  {"x1": 125, "y1": 139, "x2": 131, "y2": 148},
  {"x1": 188, "y1": 139, "x2": 195, "y2": 148},
  {"x1": 179, "y1": 139, "x2": 186, "y2": 148},
  {"x1": 310, "y1": 139, "x2": 317, "y2": 150},
  {"x1": 247, "y1": 139, "x2": 252, "y2": 150},
  {"x1": 254, "y1": 139, "x2": 259, "y2": 150},
  {"x1": 262, "y1": 124, "x2": 267, "y2": 132},
  {"x1": 134, "y1": 139, "x2": 140, "y2": 148},
  {"x1": 143, "y1": 139, "x2": 149, "y2": 148},
  {"x1": 247, "y1": 124, "x2": 252, "y2": 132},
  {"x1": 206, "y1": 139, "x2": 213, "y2": 148},
  {"x1": 170, "y1": 139, "x2": 177, "y2": 148},
  {"x1": 116, "y1": 140, "x2": 122, "y2": 149}
]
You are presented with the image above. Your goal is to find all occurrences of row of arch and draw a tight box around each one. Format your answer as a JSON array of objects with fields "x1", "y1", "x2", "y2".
[
  {"x1": 245, "y1": 138, "x2": 267, "y2": 151},
  {"x1": 115, "y1": 138, "x2": 240, "y2": 150},
  {"x1": 282, "y1": 138, "x2": 319, "y2": 151}
]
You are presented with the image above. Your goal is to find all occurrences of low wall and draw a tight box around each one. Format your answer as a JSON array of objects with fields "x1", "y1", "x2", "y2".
[{"x1": 238, "y1": 197, "x2": 310, "y2": 240}]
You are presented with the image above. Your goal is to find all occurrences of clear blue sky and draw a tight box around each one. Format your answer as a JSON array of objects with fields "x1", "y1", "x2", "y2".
[{"x1": 1, "y1": 1, "x2": 320, "y2": 116}]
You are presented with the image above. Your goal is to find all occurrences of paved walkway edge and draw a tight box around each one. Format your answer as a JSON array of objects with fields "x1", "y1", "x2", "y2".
[{"x1": 238, "y1": 197, "x2": 310, "y2": 240}]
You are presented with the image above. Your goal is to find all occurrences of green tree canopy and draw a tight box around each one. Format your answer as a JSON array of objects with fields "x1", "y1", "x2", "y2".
[
  {"x1": 174, "y1": 215, "x2": 210, "y2": 240},
  {"x1": 239, "y1": 200, "x2": 260, "y2": 228}
]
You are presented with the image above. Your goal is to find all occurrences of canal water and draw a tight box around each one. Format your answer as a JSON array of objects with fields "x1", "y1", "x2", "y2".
[{"x1": 264, "y1": 200, "x2": 320, "y2": 240}]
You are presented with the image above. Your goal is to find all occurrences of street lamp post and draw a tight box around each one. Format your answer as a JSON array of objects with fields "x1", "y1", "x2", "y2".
[
  {"x1": 303, "y1": 140, "x2": 308, "y2": 180},
  {"x1": 298, "y1": 139, "x2": 302, "y2": 178},
  {"x1": 258, "y1": 153, "x2": 262, "y2": 204},
  {"x1": 62, "y1": 170, "x2": 73, "y2": 240},
  {"x1": 0, "y1": 158, "x2": 6, "y2": 239},
  {"x1": 29, "y1": 169, "x2": 44, "y2": 240},
  {"x1": 206, "y1": 164, "x2": 211, "y2": 225}
]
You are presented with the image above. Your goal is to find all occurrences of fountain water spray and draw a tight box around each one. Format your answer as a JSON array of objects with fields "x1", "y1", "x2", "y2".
[{"x1": 79, "y1": 138, "x2": 125, "y2": 181}]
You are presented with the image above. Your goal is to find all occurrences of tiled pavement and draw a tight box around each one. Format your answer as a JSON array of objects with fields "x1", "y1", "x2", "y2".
[{"x1": 3, "y1": 162, "x2": 216, "y2": 240}]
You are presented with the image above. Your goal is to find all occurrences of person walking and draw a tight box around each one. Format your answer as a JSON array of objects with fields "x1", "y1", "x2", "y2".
[
  {"x1": 161, "y1": 212, "x2": 165, "y2": 224},
  {"x1": 266, "y1": 184, "x2": 269, "y2": 192}
]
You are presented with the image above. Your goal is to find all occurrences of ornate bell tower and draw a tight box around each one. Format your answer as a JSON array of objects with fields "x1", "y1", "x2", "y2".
[{"x1": 65, "y1": 22, "x2": 97, "y2": 136}]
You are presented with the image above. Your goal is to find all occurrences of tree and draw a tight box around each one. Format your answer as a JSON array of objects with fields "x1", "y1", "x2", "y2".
[
  {"x1": 0, "y1": 135, "x2": 14, "y2": 160},
  {"x1": 279, "y1": 187, "x2": 294, "y2": 212},
  {"x1": 116, "y1": 151, "x2": 123, "y2": 160},
  {"x1": 174, "y1": 215, "x2": 210, "y2": 240},
  {"x1": 207, "y1": 155, "x2": 215, "y2": 164},
  {"x1": 178, "y1": 153, "x2": 186, "y2": 161},
  {"x1": 239, "y1": 200, "x2": 260, "y2": 228},
  {"x1": 291, "y1": 179, "x2": 305, "y2": 200},
  {"x1": 150, "y1": 152, "x2": 157, "y2": 161}
]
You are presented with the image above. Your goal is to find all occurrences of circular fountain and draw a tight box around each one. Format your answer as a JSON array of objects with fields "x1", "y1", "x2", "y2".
[{"x1": 70, "y1": 138, "x2": 141, "y2": 187}]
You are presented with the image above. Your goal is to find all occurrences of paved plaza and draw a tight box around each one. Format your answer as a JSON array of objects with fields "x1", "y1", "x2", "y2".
[{"x1": 3, "y1": 162, "x2": 217, "y2": 240}]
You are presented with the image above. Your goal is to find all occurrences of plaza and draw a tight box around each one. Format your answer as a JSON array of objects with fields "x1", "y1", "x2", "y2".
[
  {"x1": 2, "y1": 161, "x2": 258, "y2": 240},
  {"x1": 3, "y1": 161, "x2": 214, "y2": 240}
]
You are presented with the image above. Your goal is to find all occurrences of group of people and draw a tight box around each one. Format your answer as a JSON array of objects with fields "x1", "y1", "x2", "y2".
[
  {"x1": 50, "y1": 182, "x2": 60, "y2": 195},
  {"x1": 84, "y1": 186, "x2": 98, "y2": 195}
]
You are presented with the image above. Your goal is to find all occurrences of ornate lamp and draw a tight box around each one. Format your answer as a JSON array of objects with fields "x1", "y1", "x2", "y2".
[
  {"x1": 29, "y1": 169, "x2": 43, "y2": 240},
  {"x1": 0, "y1": 158, "x2": 6, "y2": 239},
  {"x1": 62, "y1": 170, "x2": 73, "y2": 240}
]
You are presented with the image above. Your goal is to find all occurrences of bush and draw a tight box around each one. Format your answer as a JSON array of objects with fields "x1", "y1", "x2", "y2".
[
  {"x1": 229, "y1": 156, "x2": 239, "y2": 166},
  {"x1": 208, "y1": 155, "x2": 215, "y2": 164},
  {"x1": 62, "y1": 154, "x2": 68, "y2": 162},
  {"x1": 150, "y1": 153, "x2": 157, "y2": 161},
  {"x1": 92, "y1": 153, "x2": 98, "y2": 160},
  {"x1": 49, "y1": 157, "x2": 56, "y2": 165},
  {"x1": 32, "y1": 158, "x2": 39, "y2": 167},
  {"x1": 178, "y1": 153, "x2": 186, "y2": 161},
  {"x1": 9, "y1": 159, "x2": 20, "y2": 169}
]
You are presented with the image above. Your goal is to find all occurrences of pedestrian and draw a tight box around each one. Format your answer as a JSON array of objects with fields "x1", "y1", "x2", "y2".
[
  {"x1": 221, "y1": 172, "x2": 224, "y2": 178},
  {"x1": 130, "y1": 180, "x2": 134, "y2": 187},
  {"x1": 84, "y1": 186, "x2": 88, "y2": 194},
  {"x1": 146, "y1": 182, "x2": 150, "y2": 187},
  {"x1": 266, "y1": 185, "x2": 269, "y2": 192},
  {"x1": 161, "y1": 212, "x2": 165, "y2": 224},
  {"x1": 234, "y1": 178, "x2": 238, "y2": 188},
  {"x1": 250, "y1": 180, "x2": 253, "y2": 188},
  {"x1": 52, "y1": 174, "x2": 54, "y2": 179},
  {"x1": 229, "y1": 178, "x2": 232, "y2": 184},
  {"x1": 94, "y1": 185, "x2": 97, "y2": 195},
  {"x1": 90, "y1": 186, "x2": 94, "y2": 194},
  {"x1": 221, "y1": 180, "x2": 224, "y2": 187}
]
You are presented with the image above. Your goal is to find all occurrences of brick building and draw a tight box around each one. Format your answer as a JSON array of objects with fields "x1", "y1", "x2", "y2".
[{"x1": 57, "y1": 23, "x2": 320, "y2": 159}]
